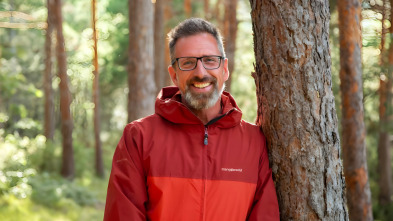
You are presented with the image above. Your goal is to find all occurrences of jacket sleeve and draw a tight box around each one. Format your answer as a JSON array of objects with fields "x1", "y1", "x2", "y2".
[
  {"x1": 104, "y1": 124, "x2": 148, "y2": 221},
  {"x1": 248, "y1": 133, "x2": 280, "y2": 221}
]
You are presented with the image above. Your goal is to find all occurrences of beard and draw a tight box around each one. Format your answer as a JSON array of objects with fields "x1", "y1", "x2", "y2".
[{"x1": 182, "y1": 76, "x2": 225, "y2": 110}]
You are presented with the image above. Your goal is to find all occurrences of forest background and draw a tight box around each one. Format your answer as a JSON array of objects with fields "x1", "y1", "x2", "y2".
[{"x1": 0, "y1": 0, "x2": 392, "y2": 220}]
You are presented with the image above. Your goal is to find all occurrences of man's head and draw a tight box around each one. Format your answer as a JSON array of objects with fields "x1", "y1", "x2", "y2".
[{"x1": 167, "y1": 18, "x2": 229, "y2": 111}]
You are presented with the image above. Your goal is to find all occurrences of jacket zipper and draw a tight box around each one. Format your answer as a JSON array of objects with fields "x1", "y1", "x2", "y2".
[
  {"x1": 204, "y1": 126, "x2": 208, "y2": 145},
  {"x1": 201, "y1": 126, "x2": 208, "y2": 221}
]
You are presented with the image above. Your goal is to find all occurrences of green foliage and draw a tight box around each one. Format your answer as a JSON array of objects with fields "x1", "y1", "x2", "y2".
[{"x1": 29, "y1": 173, "x2": 97, "y2": 207}]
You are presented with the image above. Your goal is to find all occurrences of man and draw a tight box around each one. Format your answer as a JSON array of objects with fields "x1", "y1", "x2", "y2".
[{"x1": 104, "y1": 18, "x2": 279, "y2": 221}]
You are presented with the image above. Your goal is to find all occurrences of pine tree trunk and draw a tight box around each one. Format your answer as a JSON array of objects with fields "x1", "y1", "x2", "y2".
[
  {"x1": 377, "y1": 0, "x2": 393, "y2": 206},
  {"x1": 128, "y1": 0, "x2": 155, "y2": 122},
  {"x1": 44, "y1": 0, "x2": 55, "y2": 141},
  {"x1": 204, "y1": 0, "x2": 209, "y2": 19},
  {"x1": 250, "y1": 1, "x2": 348, "y2": 220},
  {"x1": 338, "y1": 0, "x2": 373, "y2": 220},
  {"x1": 164, "y1": 1, "x2": 173, "y2": 86},
  {"x1": 54, "y1": 0, "x2": 74, "y2": 179},
  {"x1": 92, "y1": 0, "x2": 104, "y2": 178},
  {"x1": 223, "y1": 0, "x2": 238, "y2": 93},
  {"x1": 154, "y1": 0, "x2": 166, "y2": 94},
  {"x1": 184, "y1": 0, "x2": 192, "y2": 18}
]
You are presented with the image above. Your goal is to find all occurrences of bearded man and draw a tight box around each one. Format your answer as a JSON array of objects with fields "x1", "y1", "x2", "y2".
[{"x1": 104, "y1": 18, "x2": 279, "y2": 221}]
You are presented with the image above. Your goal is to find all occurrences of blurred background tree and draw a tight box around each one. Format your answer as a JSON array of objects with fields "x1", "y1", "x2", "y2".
[{"x1": 0, "y1": 0, "x2": 392, "y2": 220}]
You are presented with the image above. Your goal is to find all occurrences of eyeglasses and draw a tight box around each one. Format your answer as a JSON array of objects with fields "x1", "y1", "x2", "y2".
[{"x1": 171, "y1": 56, "x2": 224, "y2": 71}]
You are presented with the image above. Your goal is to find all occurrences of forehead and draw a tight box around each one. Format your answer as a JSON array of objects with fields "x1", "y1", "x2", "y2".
[{"x1": 174, "y1": 33, "x2": 220, "y2": 58}]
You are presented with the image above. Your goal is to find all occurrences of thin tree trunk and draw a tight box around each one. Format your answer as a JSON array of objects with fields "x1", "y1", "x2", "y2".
[
  {"x1": 378, "y1": 77, "x2": 392, "y2": 205},
  {"x1": 250, "y1": 0, "x2": 348, "y2": 220},
  {"x1": 128, "y1": 0, "x2": 155, "y2": 122},
  {"x1": 377, "y1": 0, "x2": 393, "y2": 205},
  {"x1": 44, "y1": 0, "x2": 55, "y2": 141},
  {"x1": 154, "y1": 0, "x2": 166, "y2": 94},
  {"x1": 214, "y1": 0, "x2": 223, "y2": 27},
  {"x1": 338, "y1": 0, "x2": 373, "y2": 220},
  {"x1": 223, "y1": 0, "x2": 238, "y2": 93},
  {"x1": 164, "y1": 1, "x2": 173, "y2": 86},
  {"x1": 380, "y1": 0, "x2": 386, "y2": 65},
  {"x1": 92, "y1": 0, "x2": 104, "y2": 178},
  {"x1": 54, "y1": 0, "x2": 74, "y2": 180},
  {"x1": 204, "y1": 0, "x2": 209, "y2": 19},
  {"x1": 184, "y1": 0, "x2": 192, "y2": 18}
]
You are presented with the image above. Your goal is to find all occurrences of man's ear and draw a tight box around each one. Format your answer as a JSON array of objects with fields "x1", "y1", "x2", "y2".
[
  {"x1": 223, "y1": 58, "x2": 229, "y2": 81},
  {"x1": 168, "y1": 65, "x2": 178, "y2": 86}
]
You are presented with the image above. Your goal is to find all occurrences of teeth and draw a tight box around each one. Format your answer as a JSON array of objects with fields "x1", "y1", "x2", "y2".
[{"x1": 194, "y1": 82, "x2": 210, "y2": 88}]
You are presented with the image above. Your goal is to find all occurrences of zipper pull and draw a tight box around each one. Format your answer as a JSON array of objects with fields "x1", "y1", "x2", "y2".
[{"x1": 204, "y1": 127, "x2": 208, "y2": 145}]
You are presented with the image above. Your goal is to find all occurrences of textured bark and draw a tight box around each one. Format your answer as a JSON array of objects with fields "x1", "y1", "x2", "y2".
[
  {"x1": 184, "y1": 0, "x2": 191, "y2": 18},
  {"x1": 223, "y1": 0, "x2": 238, "y2": 93},
  {"x1": 92, "y1": 0, "x2": 104, "y2": 178},
  {"x1": 338, "y1": 0, "x2": 373, "y2": 220},
  {"x1": 54, "y1": 0, "x2": 74, "y2": 179},
  {"x1": 250, "y1": 0, "x2": 348, "y2": 220},
  {"x1": 128, "y1": 0, "x2": 155, "y2": 122},
  {"x1": 154, "y1": 0, "x2": 166, "y2": 94},
  {"x1": 44, "y1": 0, "x2": 55, "y2": 141}
]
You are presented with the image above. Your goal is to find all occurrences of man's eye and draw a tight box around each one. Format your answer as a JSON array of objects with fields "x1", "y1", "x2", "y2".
[
  {"x1": 181, "y1": 60, "x2": 195, "y2": 66},
  {"x1": 204, "y1": 57, "x2": 218, "y2": 63}
]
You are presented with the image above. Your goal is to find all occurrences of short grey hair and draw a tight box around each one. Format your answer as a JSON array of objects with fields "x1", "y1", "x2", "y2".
[{"x1": 168, "y1": 18, "x2": 226, "y2": 64}]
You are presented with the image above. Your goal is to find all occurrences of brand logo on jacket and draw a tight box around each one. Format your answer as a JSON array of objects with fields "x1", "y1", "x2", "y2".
[{"x1": 221, "y1": 168, "x2": 243, "y2": 172}]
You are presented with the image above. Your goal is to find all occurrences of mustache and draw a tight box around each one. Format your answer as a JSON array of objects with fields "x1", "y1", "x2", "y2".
[{"x1": 187, "y1": 76, "x2": 217, "y2": 84}]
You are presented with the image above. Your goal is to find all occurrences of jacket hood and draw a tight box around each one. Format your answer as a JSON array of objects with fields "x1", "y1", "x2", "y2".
[{"x1": 155, "y1": 86, "x2": 243, "y2": 128}]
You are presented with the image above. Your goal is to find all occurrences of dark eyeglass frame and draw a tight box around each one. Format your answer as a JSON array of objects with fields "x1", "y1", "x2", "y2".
[{"x1": 171, "y1": 55, "x2": 225, "y2": 71}]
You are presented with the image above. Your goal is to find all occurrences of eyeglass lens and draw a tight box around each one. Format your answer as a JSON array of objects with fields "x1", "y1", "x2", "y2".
[{"x1": 178, "y1": 56, "x2": 221, "y2": 70}]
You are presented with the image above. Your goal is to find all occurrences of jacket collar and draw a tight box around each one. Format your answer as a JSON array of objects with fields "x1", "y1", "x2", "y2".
[{"x1": 155, "y1": 86, "x2": 242, "y2": 128}]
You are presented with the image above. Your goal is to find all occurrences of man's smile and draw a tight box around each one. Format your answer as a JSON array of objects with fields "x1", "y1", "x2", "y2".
[{"x1": 193, "y1": 82, "x2": 211, "y2": 89}]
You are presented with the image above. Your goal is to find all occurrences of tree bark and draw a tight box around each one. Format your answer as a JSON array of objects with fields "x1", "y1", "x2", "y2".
[
  {"x1": 92, "y1": 0, "x2": 104, "y2": 178},
  {"x1": 338, "y1": 0, "x2": 373, "y2": 220},
  {"x1": 250, "y1": 0, "x2": 348, "y2": 220},
  {"x1": 128, "y1": 0, "x2": 155, "y2": 122},
  {"x1": 54, "y1": 0, "x2": 74, "y2": 179},
  {"x1": 154, "y1": 0, "x2": 166, "y2": 94},
  {"x1": 44, "y1": 0, "x2": 55, "y2": 141},
  {"x1": 223, "y1": 0, "x2": 238, "y2": 93}
]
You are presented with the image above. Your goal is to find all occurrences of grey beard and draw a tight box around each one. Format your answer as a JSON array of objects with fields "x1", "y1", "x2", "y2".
[{"x1": 184, "y1": 82, "x2": 225, "y2": 110}]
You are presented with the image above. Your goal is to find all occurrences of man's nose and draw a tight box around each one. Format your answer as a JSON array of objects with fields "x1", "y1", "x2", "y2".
[{"x1": 193, "y1": 59, "x2": 208, "y2": 78}]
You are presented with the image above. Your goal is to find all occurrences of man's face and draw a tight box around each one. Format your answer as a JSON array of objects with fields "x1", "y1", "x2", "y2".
[{"x1": 168, "y1": 33, "x2": 229, "y2": 110}]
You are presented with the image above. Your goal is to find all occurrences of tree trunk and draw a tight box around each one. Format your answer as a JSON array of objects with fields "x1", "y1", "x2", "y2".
[
  {"x1": 184, "y1": 0, "x2": 192, "y2": 18},
  {"x1": 250, "y1": 1, "x2": 348, "y2": 220},
  {"x1": 380, "y1": 0, "x2": 386, "y2": 65},
  {"x1": 44, "y1": 0, "x2": 55, "y2": 141},
  {"x1": 377, "y1": 0, "x2": 393, "y2": 204},
  {"x1": 204, "y1": 0, "x2": 209, "y2": 19},
  {"x1": 164, "y1": 1, "x2": 173, "y2": 86},
  {"x1": 154, "y1": 0, "x2": 166, "y2": 94},
  {"x1": 378, "y1": 76, "x2": 392, "y2": 205},
  {"x1": 92, "y1": 0, "x2": 104, "y2": 178},
  {"x1": 338, "y1": 0, "x2": 373, "y2": 220},
  {"x1": 128, "y1": 0, "x2": 155, "y2": 122},
  {"x1": 54, "y1": 0, "x2": 74, "y2": 180},
  {"x1": 223, "y1": 0, "x2": 238, "y2": 93},
  {"x1": 214, "y1": 0, "x2": 223, "y2": 27}
]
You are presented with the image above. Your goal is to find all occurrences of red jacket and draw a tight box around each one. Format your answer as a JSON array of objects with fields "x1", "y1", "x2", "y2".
[{"x1": 104, "y1": 86, "x2": 279, "y2": 221}]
